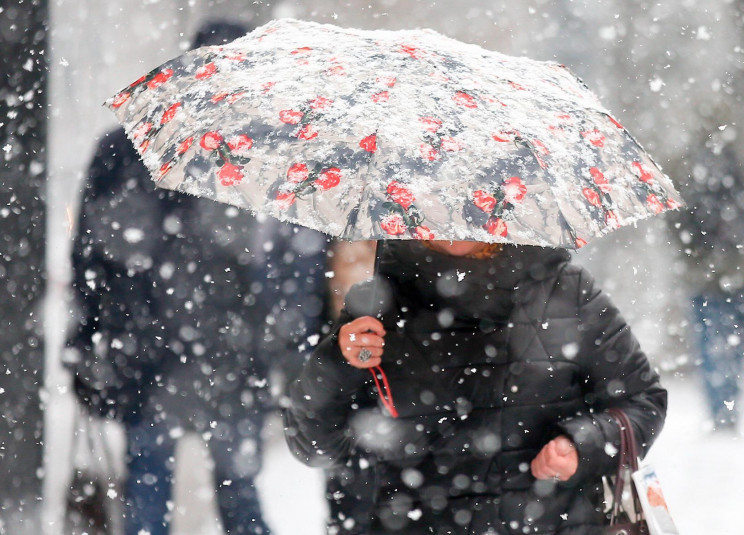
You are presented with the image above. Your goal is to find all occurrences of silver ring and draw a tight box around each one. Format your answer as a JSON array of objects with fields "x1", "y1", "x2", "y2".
[{"x1": 358, "y1": 348, "x2": 372, "y2": 362}]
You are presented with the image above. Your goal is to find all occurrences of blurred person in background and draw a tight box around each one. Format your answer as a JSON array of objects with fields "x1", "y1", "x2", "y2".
[
  {"x1": 674, "y1": 110, "x2": 744, "y2": 432},
  {"x1": 65, "y1": 20, "x2": 328, "y2": 535}
]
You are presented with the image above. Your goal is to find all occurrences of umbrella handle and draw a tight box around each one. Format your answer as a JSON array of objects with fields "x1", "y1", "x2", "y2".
[{"x1": 370, "y1": 240, "x2": 384, "y2": 319}]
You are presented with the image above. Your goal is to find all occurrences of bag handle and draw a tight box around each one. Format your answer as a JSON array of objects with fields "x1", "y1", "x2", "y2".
[{"x1": 607, "y1": 408, "x2": 644, "y2": 526}]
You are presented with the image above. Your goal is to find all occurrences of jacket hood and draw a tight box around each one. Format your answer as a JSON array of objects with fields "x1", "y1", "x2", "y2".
[{"x1": 376, "y1": 241, "x2": 571, "y2": 320}]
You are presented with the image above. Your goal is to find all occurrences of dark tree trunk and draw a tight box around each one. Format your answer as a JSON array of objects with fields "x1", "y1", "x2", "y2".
[{"x1": 0, "y1": 0, "x2": 47, "y2": 532}]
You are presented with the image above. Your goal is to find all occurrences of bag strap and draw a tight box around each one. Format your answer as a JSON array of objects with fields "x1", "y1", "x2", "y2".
[{"x1": 607, "y1": 408, "x2": 644, "y2": 525}]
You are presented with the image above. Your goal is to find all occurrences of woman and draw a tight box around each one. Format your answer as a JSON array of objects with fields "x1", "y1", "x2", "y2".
[{"x1": 284, "y1": 240, "x2": 667, "y2": 535}]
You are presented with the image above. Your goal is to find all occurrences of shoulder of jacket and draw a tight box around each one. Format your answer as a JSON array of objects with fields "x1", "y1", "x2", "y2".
[{"x1": 513, "y1": 262, "x2": 587, "y2": 315}]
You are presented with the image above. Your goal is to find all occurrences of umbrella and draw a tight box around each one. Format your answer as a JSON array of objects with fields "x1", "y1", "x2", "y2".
[{"x1": 105, "y1": 18, "x2": 682, "y2": 249}]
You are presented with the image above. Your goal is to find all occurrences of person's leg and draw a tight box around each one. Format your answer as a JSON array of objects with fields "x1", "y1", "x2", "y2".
[
  {"x1": 693, "y1": 294, "x2": 741, "y2": 428},
  {"x1": 208, "y1": 413, "x2": 271, "y2": 534},
  {"x1": 124, "y1": 420, "x2": 176, "y2": 535}
]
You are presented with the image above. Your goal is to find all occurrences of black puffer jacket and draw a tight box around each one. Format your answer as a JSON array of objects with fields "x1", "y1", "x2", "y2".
[{"x1": 284, "y1": 241, "x2": 667, "y2": 535}]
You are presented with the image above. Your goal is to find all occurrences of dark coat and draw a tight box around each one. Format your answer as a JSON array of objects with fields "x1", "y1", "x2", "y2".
[
  {"x1": 67, "y1": 128, "x2": 328, "y2": 426},
  {"x1": 673, "y1": 140, "x2": 744, "y2": 295},
  {"x1": 284, "y1": 241, "x2": 667, "y2": 535}
]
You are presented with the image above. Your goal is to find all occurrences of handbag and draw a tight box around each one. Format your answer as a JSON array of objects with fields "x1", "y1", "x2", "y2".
[
  {"x1": 65, "y1": 407, "x2": 124, "y2": 535},
  {"x1": 604, "y1": 408, "x2": 649, "y2": 535},
  {"x1": 605, "y1": 409, "x2": 679, "y2": 535}
]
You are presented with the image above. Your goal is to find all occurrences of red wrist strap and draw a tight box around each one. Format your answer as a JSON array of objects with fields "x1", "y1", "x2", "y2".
[{"x1": 369, "y1": 366, "x2": 399, "y2": 418}]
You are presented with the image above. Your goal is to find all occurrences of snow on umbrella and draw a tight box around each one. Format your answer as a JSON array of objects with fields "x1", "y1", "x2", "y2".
[{"x1": 105, "y1": 18, "x2": 682, "y2": 249}]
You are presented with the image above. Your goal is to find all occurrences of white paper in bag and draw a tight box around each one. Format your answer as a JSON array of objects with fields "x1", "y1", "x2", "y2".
[{"x1": 631, "y1": 465, "x2": 680, "y2": 535}]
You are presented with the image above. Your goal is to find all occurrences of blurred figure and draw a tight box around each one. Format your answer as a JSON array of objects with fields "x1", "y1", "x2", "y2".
[
  {"x1": 675, "y1": 122, "x2": 744, "y2": 431},
  {"x1": 65, "y1": 20, "x2": 328, "y2": 535}
]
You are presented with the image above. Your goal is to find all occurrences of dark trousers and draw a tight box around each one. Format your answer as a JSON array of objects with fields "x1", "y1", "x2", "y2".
[{"x1": 124, "y1": 414, "x2": 270, "y2": 535}]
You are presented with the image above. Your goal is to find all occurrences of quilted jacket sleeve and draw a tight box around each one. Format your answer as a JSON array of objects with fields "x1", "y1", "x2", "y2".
[
  {"x1": 283, "y1": 307, "x2": 374, "y2": 468},
  {"x1": 557, "y1": 266, "x2": 668, "y2": 485}
]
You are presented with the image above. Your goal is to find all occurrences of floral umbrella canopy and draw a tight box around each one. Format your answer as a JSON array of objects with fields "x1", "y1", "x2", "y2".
[{"x1": 106, "y1": 18, "x2": 682, "y2": 249}]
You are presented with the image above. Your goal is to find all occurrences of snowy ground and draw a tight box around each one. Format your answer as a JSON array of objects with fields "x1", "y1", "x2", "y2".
[{"x1": 160, "y1": 373, "x2": 743, "y2": 535}]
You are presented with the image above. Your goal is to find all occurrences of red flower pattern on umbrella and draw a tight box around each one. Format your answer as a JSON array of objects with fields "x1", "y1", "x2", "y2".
[
  {"x1": 176, "y1": 137, "x2": 194, "y2": 155},
  {"x1": 503, "y1": 176, "x2": 528, "y2": 204},
  {"x1": 279, "y1": 109, "x2": 304, "y2": 125},
  {"x1": 380, "y1": 180, "x2": 432, "y2": 238},
  {"x1": 646, "y1": 193, "x2": 665, "y2": 214},
  {"x1": 582, "y1": 187, "x2": 602, "y2": 208},
  {"x1": 276, "y1": 191, "x2": 297, "y2": 210},
  {"x1": 387, "y1": 181, "x2": 415, "y2": 210},
  {"x1": 218, "y1": 162, "x2": 244, "y2": 186},
  {"x1": 605, "y1": 210, "x2": 620, "y2": 230},
  {"x1": 287, "y1": 163, "x2": 309, "y2": 183},
  {"x1": 371, "y1": 91, "x2": 390, "y2": 103},
  {"x1": 196, "y1": 62, "x2": 217, "y2": 80},
  {"x1": 471, "y1": 177, "x2": 528, "y2": 238},
  {"x1": 360, "y1": 134, "x2": 377, "y2": 153},
  {"x1": 376, "y1": 76, "x2": 397, "y2": 87},
  {"x1": 279, "y1": 98, "x2": 337, "y2": 140},
  {"x1": 160, "y1": 102, "x2": 182, "y2": 125},
  {"x1": 473, "y1": 190, "x2": 497, "y2": 213},
  {"x1": 132, "y1": 121, "x2": 153, "y2": 140},
  {"x1": 147, "y1": 69, "x2": 174, "y2": 90},
  {"x1": 309, "y1": 96, "x2": 333, "y2": 110},
  {"x1": 277, "y1": 162, "x2": 343, "y2": 208},
  {"x1": 326, "y1": 64, "x2": 346, "y2": 76},
  {"x1": 413, "y1": 225, "x2": 435, "y2": 240},
  {"x1": 399, "y1": 44, "x2": 422, "y2": 59},
  {"x1": 200, "y1": 131, "x2": 223, "y2": 151},
  {"x1": 419, "y1": 117, "x2": 442, "y2": 133},
  {"x1": 111, "y1": 92, "x2": 131, "y2": 108},
  {"x1": 197, "y1": 130, "x2": 254, "y2": 187},
  {"x1": 453, "y1": 91, "x2": 478, "y2": 109},
  {"x1": 315, "y1": 168, "x2": 342, "y2": 190},
  {"x1": 419, "y1": 117, "x2": 465, "y2": 161},
  {"x1": 485, "y1": 217, "x2": 508, "y2": 237},
  {"x1": 297, "y1": 124, "x2": 319, "y2": 140},
  {"x1": 419, "y1": 144, "x2": 440, "y2": 161},
  {"x1": 381, "y1": 214, "x2": 407, "y2": 235},
  {"x1": 439, "y1": 137, "x2": 461, "y2": 152},
  {"x1": 581, "y1": 129, "x2": 605, "y2": 148},
  {"x1": 632, "y1": 161, "x2": 654, "y2": 184},
  {"x1": 227, "y1": 134, "x2": 254, "y2": 156},
  {"x1": 590, "y1": 167, "x2": 611, "y2": 193},
  {"x1": 159, "y1": 161, "x2": 174, "y2": 179}
]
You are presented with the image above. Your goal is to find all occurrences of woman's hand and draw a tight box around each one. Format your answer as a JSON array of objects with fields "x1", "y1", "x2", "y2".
[
  {"x1": 338, "y1": 316, "x2": 386, "y2": 369},
  {"x1": 530, "y1": 435, "x2": 578, "y2": 481}
]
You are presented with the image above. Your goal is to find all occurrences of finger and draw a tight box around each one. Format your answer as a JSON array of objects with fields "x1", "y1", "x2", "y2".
[
  {"x1": 347, "y1": 354, "x2": 382, "y2": 369},
  {"x1": 339, "y1": 342, "x2": 384, "y2": 362},
  {"x1": 357, "y1": 346, "x2": 384, "y2": 359},
  {"x1": 356, "y1": 333, "x2": 385, "y2": 348},
  {"x1": 346, "y1": 316, "x2": 386, "y2": 337},
  {"x1": 538, "y1": 442, "x2": 575, "y2": 481},
  {"x1": 530, "y1": 450, "x2": 550, "y2": 479},
  {"x1": 554, "y1": 436, "x2": 576, "y2": 457},
  {"x1": 339, "y1": 335, "x2": 385, "y2": 354}
]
